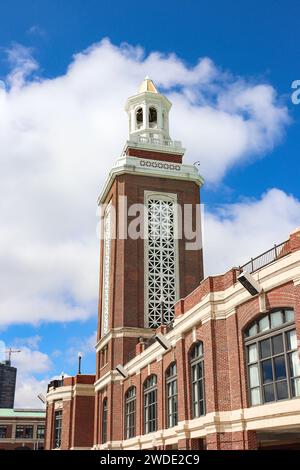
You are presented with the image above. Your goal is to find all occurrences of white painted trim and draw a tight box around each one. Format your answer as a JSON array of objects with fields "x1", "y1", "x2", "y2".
[
  {"x1": 69, "y1": 447, "x2": 92, "y2": 450},
  {"x1": 97, "y1": 156, "x2": 204, "y2": 205},
  {"x1": 144, "y1": 191, "x2": 180, "y2": 328},
  {"x1": 96, "y1": 398, "x2": 300, "y2": 449},
  {"x1": 95, "y1": 327, "x2": 154, "y2": 353},
  {"x1": 46, "y1": 383, "x2": 94, "y2": 404},
  {"x1": 94, "y1": 370, "x2": 123, "y2": 393},
  {"x1": 46, "y1": 386, "x2": 73, "y2": 404}
]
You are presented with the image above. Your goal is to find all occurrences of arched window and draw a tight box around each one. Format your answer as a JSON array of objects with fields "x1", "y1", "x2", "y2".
[
  {"x1": 136, "y1": 107, "x2": 143, "y2": 129},
  {"x1": 149, "y1": 106, "x2": 157, "y2": 128},
  {"x1": 124, "y1": 387, "x2": 136, "y2": 439},
  {"x1": 144, "y1": 375, "x2": 157, "y2": 433},
  {"x1": 245, "y1": 309, "x2": 300, "y2": 406},
  {"x1": 166, "y1": 362, "x2": 178, "y2": 428},
  {"x1": 102, "y1": 398, "x2": 108, "y2": 443},
  {"x1": 190, "y1": 342, "x2": 205, "y2": 418}
]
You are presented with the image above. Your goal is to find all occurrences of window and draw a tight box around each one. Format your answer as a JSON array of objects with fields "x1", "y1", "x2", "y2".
[
  {"x1": 0, "y1": 426, "x2": 7, "y2": 438},
  {"x1": 124, "y1": 387, "x2": 136, "y2": 439},
  {"x1": 166, "y1": 363, "x2": 178, "y2": 428},
  {"x1": 149, "y1": 107, "x2": 157, "y2": 128},
  {"x1": 54, "y1": 410, "x2": 62, "y2": 448},
  {"x1": 100, "y1": 345, "x2": 108, "y2": 368},
  {"x1": 16, "y1": 425, "x2": 33, "y2": 439},
  {"x1": 136, "y1": 107, "x2": 143, "y2": 129},
  {"x1": 36, "y1": 425, "x2": 45, "y2": 440},
  {"x1": 245, "y1": 309, "x2": 300, "y2": 406},
  {"x1": 144, "y1": 375, "x2": 157, "y2": 433},
  {"x1": 145, "y1": 193, "x2": 178, "y2": 328},
  {"x1": 102, "y1": 398, "x2": 108, "y2": 443},
  {"x1": 190, "y1": 342, "x2": 205, "y2": 418}
]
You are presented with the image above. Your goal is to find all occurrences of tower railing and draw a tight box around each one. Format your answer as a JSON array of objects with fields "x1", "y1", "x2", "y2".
[{"x1": 130, "y1": 135, "x2": 182, "y2": 149}]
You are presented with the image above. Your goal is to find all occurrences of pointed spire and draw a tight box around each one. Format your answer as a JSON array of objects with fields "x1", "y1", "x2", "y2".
[{"x1": 138, "y1": 77, "x2": 158, "y2": 94}]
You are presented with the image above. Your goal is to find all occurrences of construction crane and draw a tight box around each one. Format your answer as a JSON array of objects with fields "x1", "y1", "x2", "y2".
[{"x1": 0, "y1": 348, "x2": 21, "y2": 365}]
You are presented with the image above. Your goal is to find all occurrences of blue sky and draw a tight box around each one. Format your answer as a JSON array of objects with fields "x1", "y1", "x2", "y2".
[{"x1": 0, "y1": 0, "x2": 299, "y2": 406}]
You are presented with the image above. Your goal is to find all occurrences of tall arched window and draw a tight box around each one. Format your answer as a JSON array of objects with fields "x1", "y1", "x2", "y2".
[
  {"x1": 124, "y1": 387, "x2": 136, "y2": 439},
  {"x1": 102, "y1": 398, "x2": 108, "y2": 443},
  {"x1": 144, "y1": 375, "x2": 157, "y2": 433},
  {"x1": 166, "y1": 362, "x2": 178, "y2": 428},
  {"x1": 136, "y1": 107, "x2": 143, "y2": 129},
  {"x1": 245, "y1": 309, "x2": 300, "y2": 406},
  {"x1": 149, "y1": 106, "x2": 157, "y2": 128},
  {"x1": 190, "y1": 342, "x2": 205, "y2": 418}
]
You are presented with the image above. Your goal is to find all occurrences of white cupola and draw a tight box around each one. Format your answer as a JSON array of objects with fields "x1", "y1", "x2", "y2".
[{"x1": 125, "y1": 77, "x2": 173, "y2": 146}]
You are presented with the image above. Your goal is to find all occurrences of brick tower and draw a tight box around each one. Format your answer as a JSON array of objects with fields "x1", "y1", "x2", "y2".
[{"x1": 94, "y1": 78, "x2": 204, "y2": 446}]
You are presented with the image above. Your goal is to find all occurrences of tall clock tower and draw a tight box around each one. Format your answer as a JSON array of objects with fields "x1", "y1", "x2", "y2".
[{"x1": 94, "y1": 78, "x2": 204, "y2": 445}]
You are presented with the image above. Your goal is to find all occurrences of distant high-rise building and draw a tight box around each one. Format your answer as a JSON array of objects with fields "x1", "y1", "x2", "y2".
[{"x1": 0, "y1": 361, "x2": 17, "y2": 409}]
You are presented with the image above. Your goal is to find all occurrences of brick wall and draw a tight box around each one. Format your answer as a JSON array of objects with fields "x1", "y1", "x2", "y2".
[{"x1": 94, "y1": 270, "x2": 300, "y2": 450}]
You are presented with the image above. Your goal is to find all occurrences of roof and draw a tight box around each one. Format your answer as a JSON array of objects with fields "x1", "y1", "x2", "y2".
[
  {"x1": 0, "y1": 408, "x2": 45, "y2": 418},
  {"x1": 138, "y1": 76, "x2": 158, "y2": 94}
]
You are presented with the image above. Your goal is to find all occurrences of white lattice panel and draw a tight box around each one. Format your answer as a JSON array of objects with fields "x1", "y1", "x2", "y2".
[{"x1": 146, "y1": 196, "x2": 177, "y2": 328}]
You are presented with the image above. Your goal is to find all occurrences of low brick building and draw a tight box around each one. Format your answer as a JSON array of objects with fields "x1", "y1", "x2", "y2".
[
  {"x1": 45, "y1": 78, "x2": 300, "y2": 450},
  {"x1": 0, "y1": 408, "x2": 46, "y2": 450},
  {"x1": 45, "y1": 375, "x2": 95, "y2": 450}
]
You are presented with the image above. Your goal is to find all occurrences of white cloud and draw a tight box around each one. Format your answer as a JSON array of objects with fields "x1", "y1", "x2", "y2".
[
  {"x1": 203, "y1": 188, "x2": 300, "y2": 276},
  {"x1": 12, "y1": 346, "x2": 52, "y2": 408},
  {"x1": 0, "y1": 340, "x2": 6, "y2": 362},
  {"x1": 65, "y1": 330, "x2": 97, "y2": 366},
  {"x1": 13, "y1": 335, "x2": 42, "y2": 349},
  {"x1": 26, "y1": 25, "x2": 46, "y2": 38},
  {"x1": 5, "y1": 43, "x2": 39, "y2": 88},
  {"x1": 14, "y1": 374, "x2": 48, "y2": 408},
  {"x1": 0, "y1": 38, "x2": 291, "y2": 327},
  {"x1": 12, "y1": 333, "x2": 96, "y2": 408},
  {"x1": 13, "y1": 346, "x2": 52, "y2": 374}
]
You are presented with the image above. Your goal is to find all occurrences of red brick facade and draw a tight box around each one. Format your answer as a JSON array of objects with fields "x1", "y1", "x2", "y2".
[
  {"x1": 45, "y1": 374, "x2": 95, "y2": 450},
  {"x1": 45, "y1": 142, "x2": 300, "y2": 450}
]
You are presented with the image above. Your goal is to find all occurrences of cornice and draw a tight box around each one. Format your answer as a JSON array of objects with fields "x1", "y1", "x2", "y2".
[
  {"x1": 99, "y1": 397, "x2": 300, "y2": 449},
  {"x1": 46, "y1": 383, "x2": 95, "y2": 404},
  {"x1": 97, "y1": 155, "x2": 204, "y2": 205},
  {"x1": 95, "y1": 327, "x2": 154, "y2": 352}
]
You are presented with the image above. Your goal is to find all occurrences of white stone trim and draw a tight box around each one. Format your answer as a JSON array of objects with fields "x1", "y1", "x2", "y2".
[
  {"x1": 94, "y1": 370, "x2": 123, "y2": 393},
  {"x1": 97, "y1": 156, "x2": 204, "y2": 205},
  {"x1": 144, "y1": 191, "x2": 179, "y2": 328},
  {"x1": 46, "y1": 386, "x2": 73, "y2": 404},
  {"x1": 95, "y1": 327, "x2": 153, "y2": 353},
  {"x1": 98, "y1": 398, "x2": 300, "y2": 449},
  {"x1": 70, "y1": 447, "x2": 92, "y2": 450},
  {"x1": 46, "y1": 383, "x2": 94, "y2": 404}
]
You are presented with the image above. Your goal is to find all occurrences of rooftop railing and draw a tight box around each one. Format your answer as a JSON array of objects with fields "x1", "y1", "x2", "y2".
[
  {"x1": 47, "y1": 379, "x2": 64, "y2": 393},
  {"x1": 239, "y1": 240, "x2": 290, "y2": 274}
]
